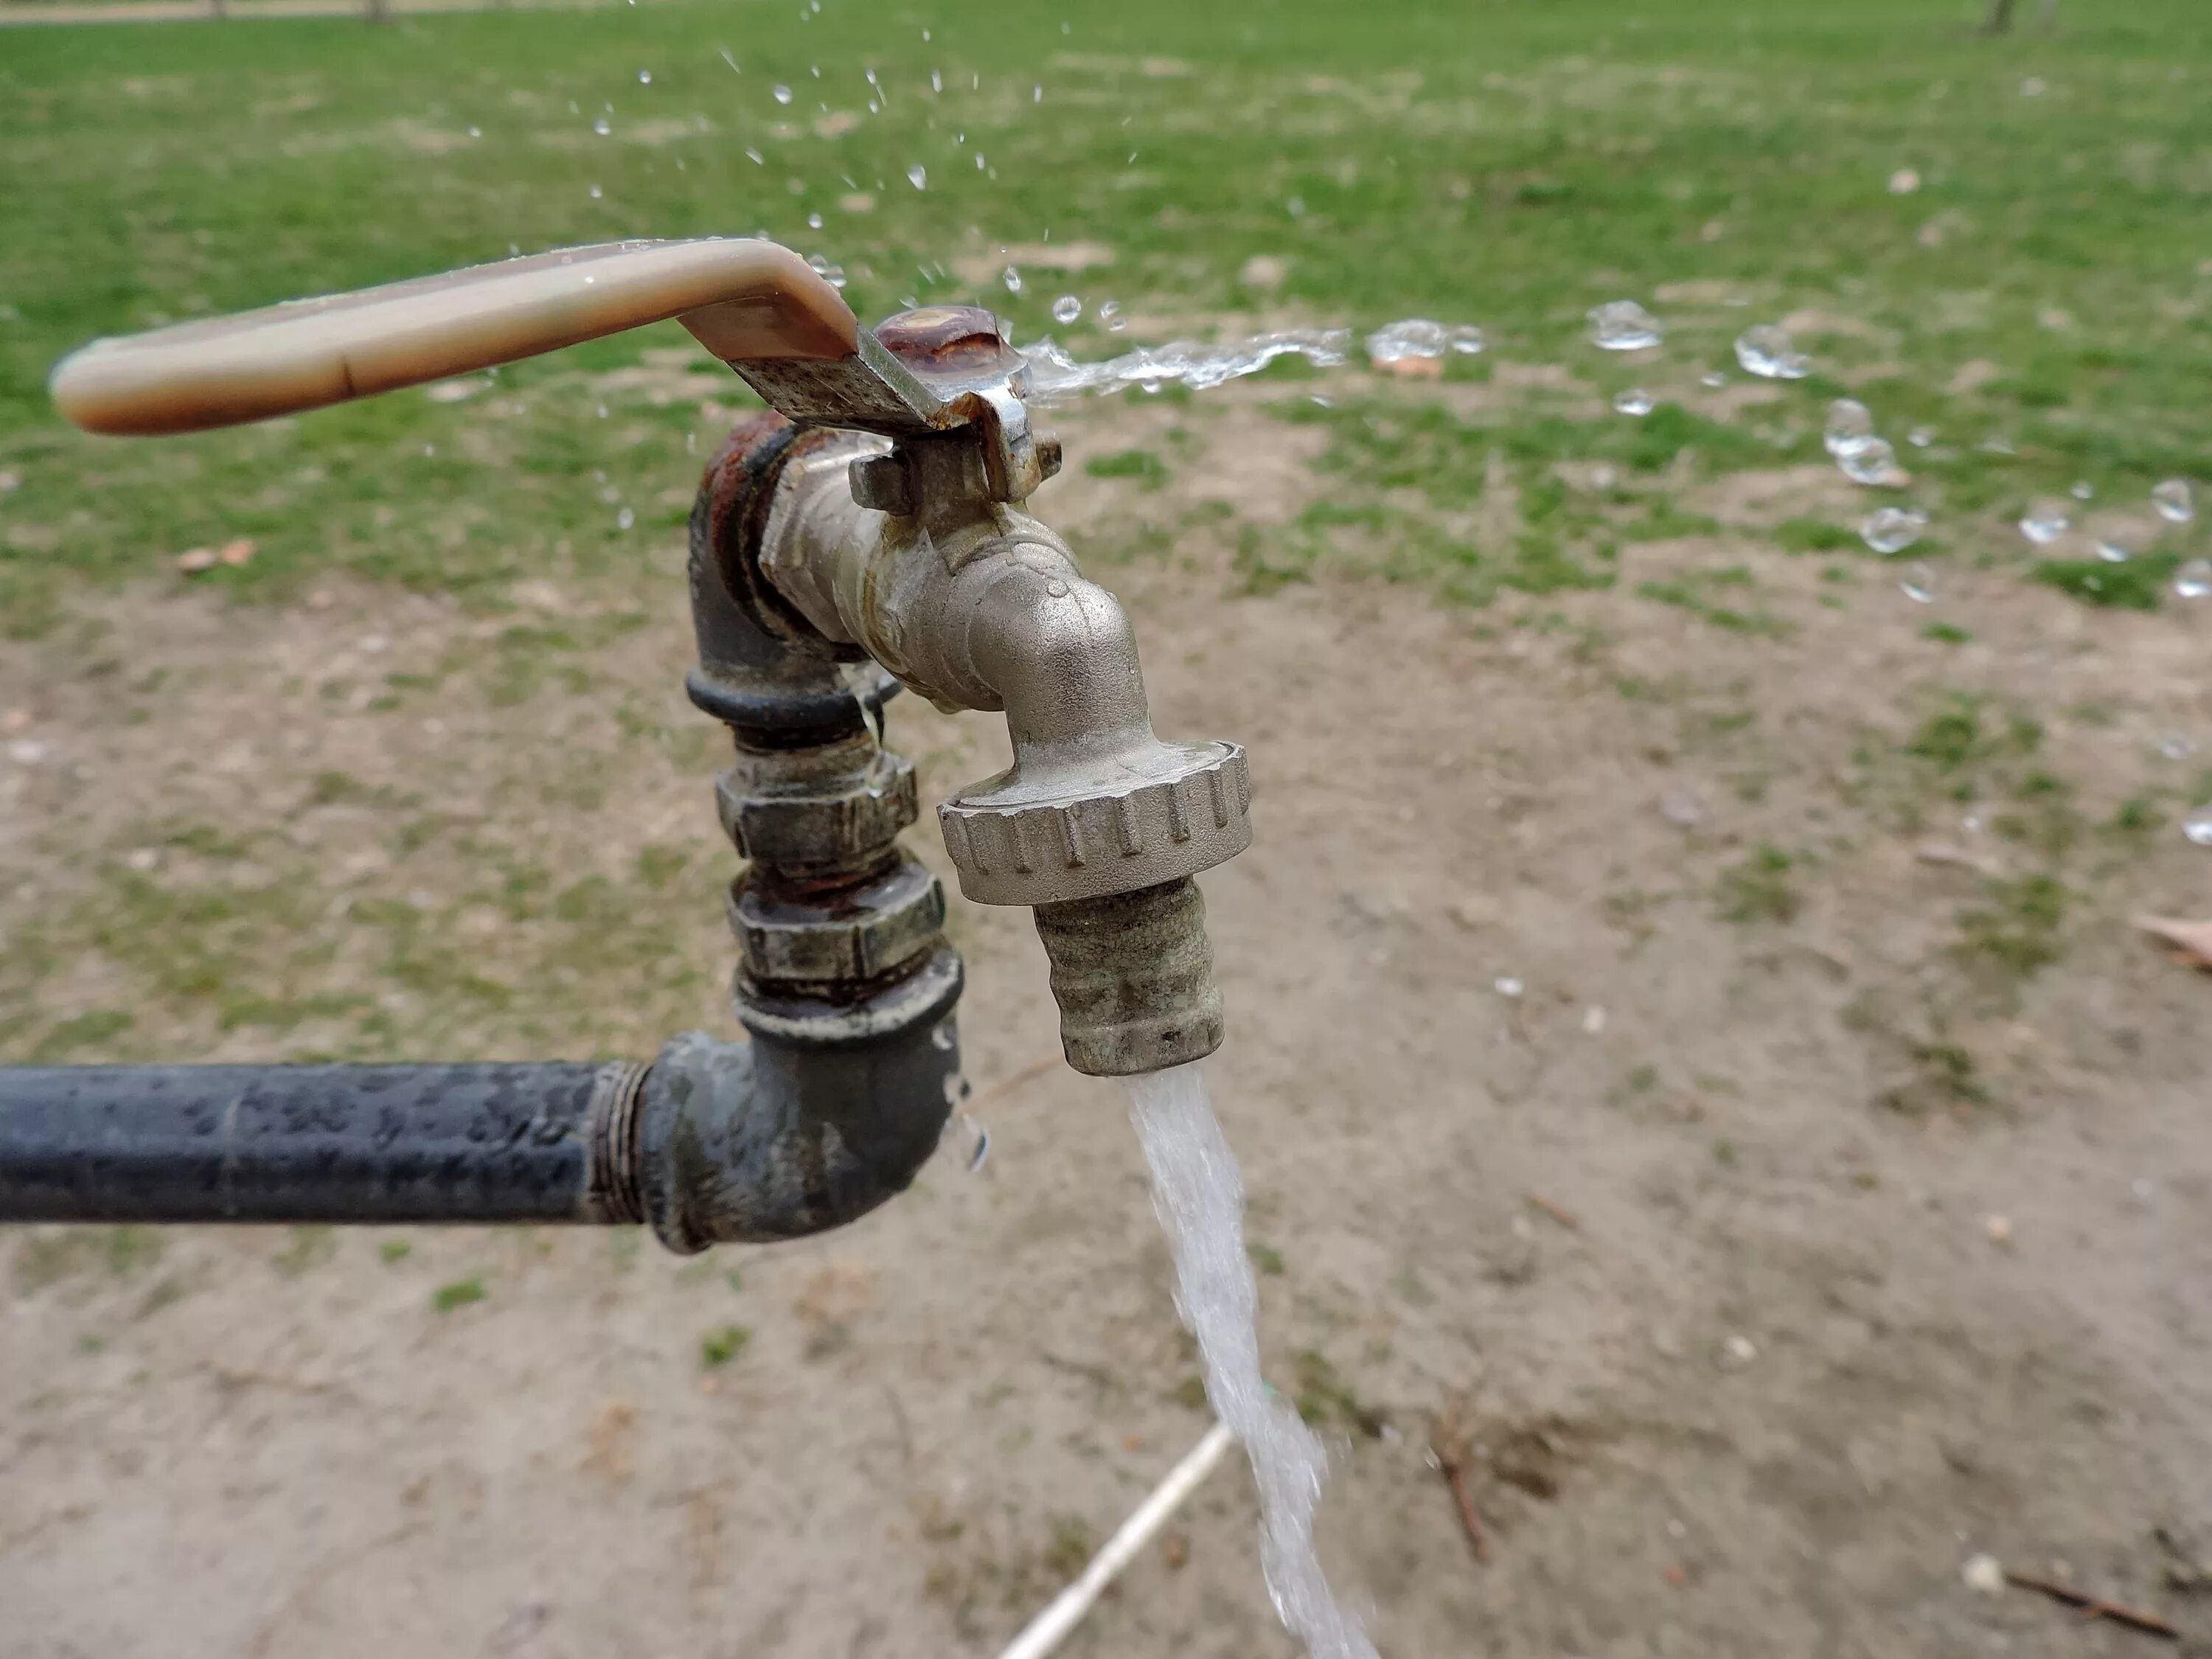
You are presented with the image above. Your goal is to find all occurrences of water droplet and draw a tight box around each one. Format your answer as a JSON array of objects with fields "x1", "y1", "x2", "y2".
[
  {"x1": 2095, "y1": 540, "x2": 2131, "y2": 563},
  {"x1": 1861, "y1": 506, "x2": 1927, "y2": 555},
  {"x1": 1734, "y1": 323, "x2": 1809, "y2": 380},
  {"x1": 720, "y1": 47, "x2": 740, "y2": 74},
  {"x1": 773, "y1": 83, "x2": 793, "y2": 104},
  {"x1": 807, "y1": 211, "x2": 824, "y2": 229},
  {"x1": 1285, "y1": 195, "x2": 1306, "y2": 218},
  {"x1": 466, "y1": 124, "x2": 481, "y2": 139},
  {"x1": 592, "y1": 115, "x2": 612, "y2": 136},
  {"x1": 2185, "y1": 808, "x2": 2212, "y2": 847},
  {"x1": 1700, "y1": 370, "x2": 1726, "y2": 388},
  {"x1": 1824, "y1": 399, "x2": 1876, "y2": 458},
  {"x1": 2175, "y1": 557, "x2": 2212, "y2": 599},
  {"x1": 1908, "y1": 426, "x2": 1935, "y2": 448},
  {"x1": 2017, "y1": 509, "x2": 2069, "y2": 546},
  {"x1": 1364, "y1": 319, "x2": 1479, "y2": 365},
  {"x1": 2156, "y1": 733, "x2": 2194, "y2": 760},
  {"x1": 1613, "y1": 388, "x2": 1655, "y2": 417},
  {"x1": 638, "y1": 69, "x2": 653, "y2": 84},
  {"x1": 1837, "y1": 436, "x2": 1905, "y2": 487},
  {"x1": 1888, "y1": 167, "x2": 1921, "y2": 195},
  {"x1": 975, "y1": 153, "x2": 987, "y2": 170},
  {"x1": 1033, "y1": 83, "x2": 1043, "y2": 102},
  {"x1": 907, "y1": 163, "x2": 927, "y2": 189},
  {"x1": 616, "y1": 507, "x2": 636, "y2": 531},
  {"x1": 1099, "y1": 301, "x2": 1125, "y2": 333},
  {"x1": 1899, "y1": 563, "x2": 1936, "y2": 604},
  {"x1": 931, "y1": 69, "x2": 943, "y2": 93},
  {"x1": 745, "y1": 147, "x2": 764, "y2": 165},
  {"x1": 1587, "y1": 299, "x2": 1662, "y2": 351},
  {"x1": 2070, "y1": 479, "x2": 2094, "y2": 501},
  {"x1": 1051, "y1": 294, "x2": 1082, "y2": 324},
  {"x1": 1002, "y1": 265, "x2": 1023, "y2": 294},
  {"x1": 2153, "y1": 478, "x2": 2196, "y2": 524},
  {"x1": 1494, "y1": 976, "x2": 1524, "y2": 998},
  {"x1": 588, "y1": 183, "x2": 603, "y2": 199}
]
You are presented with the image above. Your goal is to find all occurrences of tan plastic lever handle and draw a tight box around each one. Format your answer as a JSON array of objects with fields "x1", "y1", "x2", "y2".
[{"x1": 49, "y1": 238, "x2": 859, "y2": 437}]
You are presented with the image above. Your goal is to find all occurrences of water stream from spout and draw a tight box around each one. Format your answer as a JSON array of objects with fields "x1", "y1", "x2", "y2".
[{"x1": 1124, "y1": 1062, "x2": 1378, "y2": 1659}]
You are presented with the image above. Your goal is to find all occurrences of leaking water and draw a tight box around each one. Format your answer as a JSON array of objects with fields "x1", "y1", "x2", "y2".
[
  {"x1": 1125, "y1": 1062, "x2": 1377, "y2": 1659},
  {"x1": 1022, "y1": 329, "x2": 1352, "y2": 401}
]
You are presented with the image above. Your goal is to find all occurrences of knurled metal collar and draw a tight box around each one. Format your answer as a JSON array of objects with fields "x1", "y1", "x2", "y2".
[{"x1": 936, "y1": 741, "x2": 1250, "y2": 908}]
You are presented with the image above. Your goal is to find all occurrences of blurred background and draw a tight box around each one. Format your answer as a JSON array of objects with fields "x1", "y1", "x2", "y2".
[{"x1": 2, "y1": 1, "x2": 2210, "y2": 1655}]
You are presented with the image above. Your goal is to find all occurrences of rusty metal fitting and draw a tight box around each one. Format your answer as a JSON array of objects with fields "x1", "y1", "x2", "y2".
[
  {"x1": 728, "y1": 856, "x2": 946, "y2": 995},
  {"x1": 714, "y1": 736, "x2": 917, "y2": 874},
  {"x1": 1032, "y1": 877, "x2": 1224, "y2": 1076}
]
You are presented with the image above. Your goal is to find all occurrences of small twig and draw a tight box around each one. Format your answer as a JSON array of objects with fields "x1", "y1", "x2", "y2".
[
  {"x1": 2004, "y1": 1570, "x2": 2181, "y2": 1640},
  {"x1": 995, "y1": 1422, "x2": 1237, "y2": 1659},
  {"x1": 964, "y1": 1053, "x2": 1064, "y2": 1113},
  {"x1": 1523, "y1": 1192, "x2": 1581, "y2": 1232},
  {"x1": 1435, "y1": 1456, "x2": 1490, "y2": 1562}
]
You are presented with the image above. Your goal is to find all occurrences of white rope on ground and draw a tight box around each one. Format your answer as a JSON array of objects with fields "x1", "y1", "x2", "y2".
[{"x1": 995, "y1": 1420, "x2": 1238, "y2": 1659}]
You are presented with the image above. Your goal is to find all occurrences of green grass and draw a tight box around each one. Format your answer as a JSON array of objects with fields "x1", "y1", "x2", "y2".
[
  {"x1": 1716, "y1": 844, "x2": 1800, "y2": 923},
  {"x1": 1955, "y1": 872, "x2": 2069, "y2": 984},
  {"x1": 431, "y1": 1274, "x2": 486, "y2": 1311},
  {"x1": 2032, "y1": 551, "x2": 2185, "y2": 610},
  {"x1": 699, "y1": 1323, "x2": 751, "y2": 1368},
  {"x1": 1084, "y1": 447, "x2": 1169, "y2": 489},
  {"x1": 1, "y1": 0, "x2": 2208, "y2": 629}
]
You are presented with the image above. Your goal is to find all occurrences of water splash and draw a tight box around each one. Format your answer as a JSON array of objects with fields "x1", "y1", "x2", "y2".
[
  {"x1": 1824, "y1": 398, "x2": 1875, "y2": 458},
  {"x1": 1837, "y1": 435, "x2": 1906, "y2": 488},
  {"x1": 1364, "y1": 319, "x2": 1483, "y2": 365},
  {"x1": 1125, "y1": 1063, "x2": 1377, "y2": 1659},
  {"x1": 1860, "y1": 506, "x2": 1925, "y2": 555},
  {"x1": 1020, "y1": 329, "x2": 1351, "y2": 402},
  {"x1": 1734, "y1": 322, "x2": 1809, "y2": 380},
  {"x1": 1587, "y1": 299, "x2": 1662, "y2": 351}
]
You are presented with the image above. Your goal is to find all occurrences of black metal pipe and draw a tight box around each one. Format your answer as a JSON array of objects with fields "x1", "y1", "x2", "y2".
[
  {"x1": 0, "y1": 1060, "x2": 643, "y2": 1225},
  {"x1": 0, "y1": 960, "x2": 961, "y2": 1248}
]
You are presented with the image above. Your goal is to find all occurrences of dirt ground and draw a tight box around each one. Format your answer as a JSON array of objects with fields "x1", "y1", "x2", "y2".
[{"x1": 3, "y1": 378, "x2": 2211, "y2": 1658}]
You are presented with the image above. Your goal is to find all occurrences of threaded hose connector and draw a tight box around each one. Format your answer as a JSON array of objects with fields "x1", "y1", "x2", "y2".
[{"x1": 1032, "y1": 877, "x2": 1223, "y2": 1077}]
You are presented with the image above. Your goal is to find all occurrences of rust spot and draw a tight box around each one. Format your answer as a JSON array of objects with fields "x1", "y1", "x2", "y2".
[{"x1": 874, "y1": 305, "x2": 1020, "y2": 380}]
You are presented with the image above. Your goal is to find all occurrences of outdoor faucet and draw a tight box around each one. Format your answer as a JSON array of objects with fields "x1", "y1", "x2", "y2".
[
  {"x1": 716, "y1": 303, "x2": 1251, "y2": 1075},
  {"x1": 3, "y1": 237, "x2": 1250, "y2": 1249}
]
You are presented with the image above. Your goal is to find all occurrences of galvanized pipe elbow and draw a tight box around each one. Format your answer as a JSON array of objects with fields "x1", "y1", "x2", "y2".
[{"x1": 638, "y1": 947, "x2": 961, "y2": 1252}]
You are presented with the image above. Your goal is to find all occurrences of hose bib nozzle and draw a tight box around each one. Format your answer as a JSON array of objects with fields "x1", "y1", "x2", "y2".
[{"x1": 1033, "y1": 877, "x2": 1224, "y2": 1077}]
